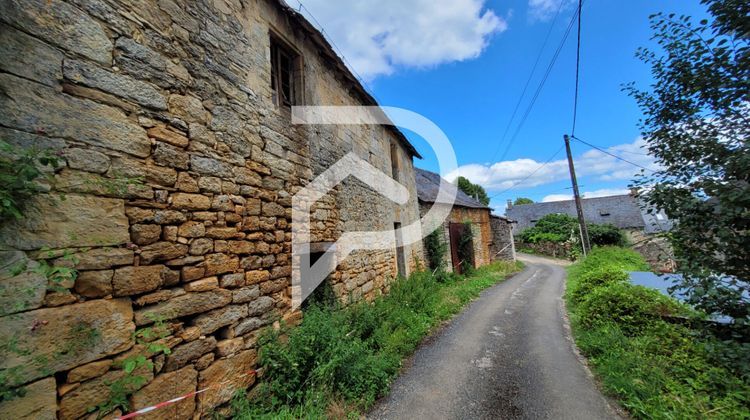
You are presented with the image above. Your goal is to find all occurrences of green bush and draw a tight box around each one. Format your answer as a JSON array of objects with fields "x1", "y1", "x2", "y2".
[
  {"x1": 588, "y1": 223, "x2": 628, "y2": 247},
  {"x1": 569, "y1": 265, "x2": 630, "y2": 305},
  {"x1": 234, "y1": 261, "x2": 523, "y2": 417},
  {"x1": 577, "y1": 282, "x2": 686, "y2": 335},
  {"x1": 566, "y1": 247, "x2": 750, "y2": 418}
]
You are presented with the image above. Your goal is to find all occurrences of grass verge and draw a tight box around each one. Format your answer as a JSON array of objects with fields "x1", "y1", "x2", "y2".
[
  {"x1": 565, "y1": 247, "x2": 749, "y2": 419},
  {"x1": 231, "y1": 260, "x2": 524, "y2": 419}
]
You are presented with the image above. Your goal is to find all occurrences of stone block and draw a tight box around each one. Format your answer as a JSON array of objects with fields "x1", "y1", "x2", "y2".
[
  {"x1": 0, "y1": 251, "x2": 46, "y2": 316},
  {"x1": 131, "y1": 224, "x2": 162, "y2": 245},
  {"x1": 139, "y1": 242, "x2": 188, "y2": 264},
  {"x1": 190, "y1": 156, "x2": 234, "y2": 178},
  {"x1": 247, "y1": 296, "x2": 275, "y2": 317},
  {"x1": 0, "y1": 194, "x2": 129, "y2": 250},
  {"x1": 0, "y1": 74, "x2": 150, "y2": 157},
  {"x1": 0, "y1": 377, "x2": 56, "y2": 420},
  {"x1": 220, "y1": 273, "x2": 245, "y2": 288},
  {"x1": 244, "y1": 270, "x2": 270, "y2": 285},
  {"x1": 178, "y1": 221, "x2": 205, "y2": 238},
  {"x1": 63, "y1": 59, "x2": 167, "y2": 110},
  {"x1": 233, "y1": 317, "x2": 268, "y2": 337},
  {"x1": 216, "y1": 338, "x2": 244, "y2": 358},
  {"x1": 147, "y1": 125, "x2": 188, "y2": 148},
  {"x1": 67, "y1": 359, "x2": 112, "y2": 383},
  {"x1": 73, "y1": 247, "x2": 134, "y2": 270},
  {"x1": 197, "y1": 350, "x2": 256, "y2": 412},
  {"x1": 168, "y1": 94, "x2": 209, "y2": 124},
  {"x1": 129, "y1": 366, "x2": 197, "y2": 420},
  {"x1": 153, "y1": 210, "x2": 187, "y2": 224},
  {"x1": 204, "y1": 253, "x2": 239, "y2": 276},
  {"x1": 171, "y1": 193, "x2": 211, "y2": 210},
  {"x1": 163, "y1": 337, "x2": 216, "y2": 372},
  {"x1": 184, "y1": 277, "x2": 218, "y2": 292},
  {"x1": 0, "y1": 299, "x2": 134, "y2": 386},
  {"x1": 153, "y1": 142, "x2": 189, "y2": 169},
  {"x1": 74, "y1": 270, "x2": 114, "y2": 298},
  {"x1": 232, "y1": 285, "x2": 260, "y2": 304},
  {"x1": 113, "y1": 265, "x2": 168, "y2": 296},
  {"x1": 59, "y1": 365, "x2": 152, "y2": 420},
  {"x1": 181, "y1": 265, "x2": 205, "y2": 282},
  {"x1": 192, "y1": 304, "x2": 247, "y2": 335},
  {"x1": 64, "y1": 148, "x2": 110, "y2": 174},
  {"x1": 189, "y1": 238, "x2": 214, "y2": 255},
  {"x1": 134, "y1": 289, "x2": 232, "y2": 325},
  {"x1": 0, "y1": 22, "x2": 62, "y2": 87},
  {"x1": 2, "y1": 0, "x2": 112, "y2": 64}
]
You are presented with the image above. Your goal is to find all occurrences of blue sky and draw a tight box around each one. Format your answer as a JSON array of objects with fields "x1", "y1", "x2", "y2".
[{"x1": 289, "y1": 0, "x2": 707, "y2": 213}]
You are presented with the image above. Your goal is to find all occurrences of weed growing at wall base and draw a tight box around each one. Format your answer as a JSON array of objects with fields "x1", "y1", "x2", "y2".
[
  {"x1": 231, "y1": 261, "x2": 523, "y2": 418},
  {"x1": 566, "y1": 247, "x2": 750, "y2": 418}
]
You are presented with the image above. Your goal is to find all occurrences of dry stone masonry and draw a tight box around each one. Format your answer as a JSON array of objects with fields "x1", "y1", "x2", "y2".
[{"x1": 0, "y1": 0, "x2": 424, "y2": 418}]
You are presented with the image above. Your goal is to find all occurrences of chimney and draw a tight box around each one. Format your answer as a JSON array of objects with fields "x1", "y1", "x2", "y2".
[{"x1": 507, "y1": 199, "x2": 513, "y2": 210}]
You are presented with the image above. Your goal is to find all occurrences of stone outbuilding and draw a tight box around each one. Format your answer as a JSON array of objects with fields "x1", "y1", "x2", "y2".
[
  {"x1": 0, "y1": 0, "x2": 424, "y2": 418},
  {"x1": 415, "y1": 168, "x2": 514, "y2": 274}
]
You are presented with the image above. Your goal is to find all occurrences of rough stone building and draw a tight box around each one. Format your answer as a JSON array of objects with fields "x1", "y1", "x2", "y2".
[
  {"x1": 506, "y1": 193, "x2": 673, "y2": 269},
  {"x1": 505, "y1": 193, "x2": 672, "y2": 234},
  {"x1": 415, "y1": 168, "x2": 513, "y2": 273},
  {"x1": 489, "y1": 214, "x2": 516, "y2": 262},
  {"x1": 0, "y1": 0, "x2": 424, "y2": 418}
]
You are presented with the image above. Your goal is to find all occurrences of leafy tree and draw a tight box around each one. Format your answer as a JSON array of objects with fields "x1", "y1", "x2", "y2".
[
  {"x1": 625, "y1": 0, "x2": 749, "y2": 323},
  {"x1": 513, "y1": 197, "x2": 534, "y2": 205},
  {"x1": 456, "y1": 176, "x2": 490, "y2": 206},
  {"x1": 520, "y1": 213, "x2": 626, "y2": 247}
]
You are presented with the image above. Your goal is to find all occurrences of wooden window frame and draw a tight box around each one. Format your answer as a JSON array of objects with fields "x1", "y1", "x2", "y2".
[{"x1": 269, "y1": 34, "x2": 303, "y2": 108}]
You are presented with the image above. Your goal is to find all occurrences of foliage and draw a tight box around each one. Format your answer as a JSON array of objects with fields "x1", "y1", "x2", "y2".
[
  {"x1": 566, "y1": 247, "x2": 750, "y2": 418},
  {"x1": 232, "y1": 260, "x2": 524, "y2": 418},
  {"x1": 93, "y1": 315, "x2": 172, "y2": 417},
  {"x1": 513, "y1": 197, "x2": 534, "y2": 205},
  {"x1": 625, "y1": 0, "x2": 749, "y2": 323},
  {"x1": 423, "y1": 228, "x2": 448, "y2": 274},
  {"x1": 0, "y1": 140, "x2": 61, "y2": 223},
  {"x1": 456, "y1": 176, "x2": 490, "y2": 206},
  {"x1": 520, "y1": 213, "x2": 578, "y2": 244},
  {"x1": 456, "y1": 221, "x2": 475, "y2": 275},
  {"x1": 587, "y1": 223, "x2": 628, "y2": 247},
  {"x1": 520, "y1": 213, "x2": 627, "y2": 247}
]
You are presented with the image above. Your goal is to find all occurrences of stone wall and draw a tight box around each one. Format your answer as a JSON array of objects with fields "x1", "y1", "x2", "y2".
[
  {"x1": 419, "y1": 203, "x2": 492, "y2": 271},
  {"x1": 489, "y1": 217, "x2": 516, "y2": 261},
  {"x1": 626, "y1": 229, "x2": 676, "y2": 273},
  {"x1": 0, "y1": 0, "x2": 423, "y2": 418}
]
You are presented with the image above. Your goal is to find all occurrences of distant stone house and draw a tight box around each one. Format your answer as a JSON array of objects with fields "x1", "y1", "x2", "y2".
[
  {"x1": 0, "y1": 0, "x2": 424, "y2": 418},
  {"x1": 505, "y1": 193, "x2": 672, "y2": 234},
  {"x1": 415, "y1": 169, "x2": 515, "y2": 274},
  {"x1": 505, "y1": 193, "x2": 673, "y2": 269}
]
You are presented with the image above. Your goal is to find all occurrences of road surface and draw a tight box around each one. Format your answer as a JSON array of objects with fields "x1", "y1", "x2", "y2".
[{"x1": 369, "y1": 254, "x2": 619, "y2": 420}]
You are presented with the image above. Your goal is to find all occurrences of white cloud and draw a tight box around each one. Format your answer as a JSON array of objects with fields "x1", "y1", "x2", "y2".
[
  {"x1": 445, "y1": 137, "x2": 658, "y2": 192},
  {"x1": 528, "y1": 0, "x2": 574, "y2": 22},
  {"x1": 286, "y1": 0, "x2": 507, "y2": 80},
  {"x1": 542, "y1": 188, "x2": 630, "y2": 202}
]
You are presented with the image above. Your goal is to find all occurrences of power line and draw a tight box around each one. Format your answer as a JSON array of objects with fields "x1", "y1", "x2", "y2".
[
  {"x1": 571, "y1": 135, "x2": 656, "y2": 172},
  {"x1": 488, "y1": 0, "x2": 567, "y2": 163},
  {"x1": 571, "y1": 0, "x2": 583, "y2": 135},
  {"x1": 497, "y1": 3, "x2": 583, "y2": 162},
  {"x1": 488, "y1": 144, "x2": 566, "y2": 199}
]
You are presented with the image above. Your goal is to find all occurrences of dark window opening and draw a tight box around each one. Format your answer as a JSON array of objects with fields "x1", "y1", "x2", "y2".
[
  {"x1": 394, "y1": 222, "x2": 406, "y2": 278},
  {"x1": 303, "y1": 250, "x2": 336, "y2": 310},
  {"x1": 599, "y1": 210, "x2": 611, "y2": 216},
  {"x1": 390, "y1": 142, "x2": 400, "y2": 181},
  {"x1": 270, "y1": 37, "x2": 301, "y2": 108}
]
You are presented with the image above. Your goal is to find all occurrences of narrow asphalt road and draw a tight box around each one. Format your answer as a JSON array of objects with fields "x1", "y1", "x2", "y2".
[{"x1": 369, "y1": 254, "x2": 619, "y2": 420}]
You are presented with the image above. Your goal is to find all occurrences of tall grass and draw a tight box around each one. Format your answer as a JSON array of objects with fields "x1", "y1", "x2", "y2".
[
  {"x1": 232, "y1": 260, "x2": 524, "y2": 418},
  {"x1": 566, "y1": 247, "x2": 749, "y2": 419}
]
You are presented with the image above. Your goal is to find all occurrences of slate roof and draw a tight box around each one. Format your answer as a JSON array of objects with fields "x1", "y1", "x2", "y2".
[
  {"x1": 506, "y1": 194, "x2": 671, "y2": 233},
  {"x1": 415, "y1": 168, "x2": 489, "y2": 209}
]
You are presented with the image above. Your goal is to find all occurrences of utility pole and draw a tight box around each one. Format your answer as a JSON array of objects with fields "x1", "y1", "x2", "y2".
[{"x1": 564, "y1": 134, "x2": 591, "y2": 255}]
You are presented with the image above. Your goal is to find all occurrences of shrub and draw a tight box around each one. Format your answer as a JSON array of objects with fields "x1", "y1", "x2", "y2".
[
  {"x1": 588, "y1": 223, "x2": 628, "y2": 247},
  {"x1": 577, "y1": 282, "x2": 686, "y2": 335},
  {"x1": 423, "y1": 228, "x2": 448, "y2": 273},
  {"x1": 569, "y1": 265, "x2": 630, "y2": 305}
]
